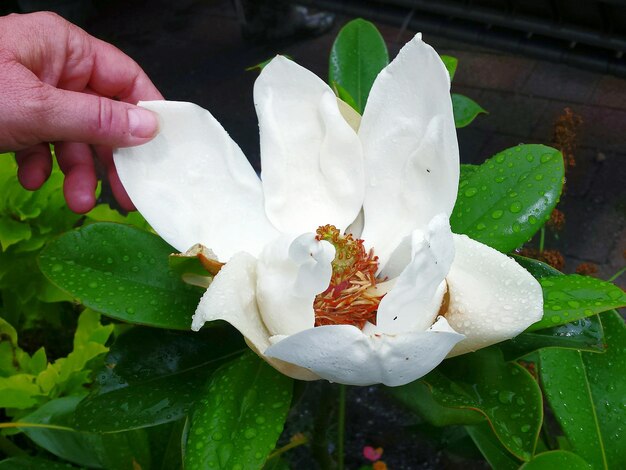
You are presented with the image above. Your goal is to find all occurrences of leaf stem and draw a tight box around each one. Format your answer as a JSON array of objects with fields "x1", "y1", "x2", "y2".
[
  {"x1": 267, "y1": 434, "x2": 309, "y2": 460},
  {"x1": 312, "y1": 383, "x2": 336, "y2": 470},
  {"x1": 608, "y1": 266, "x2": 626, "y2": 283},
  {"x1": 337, "y1": 384, "x2": 346, "y2": 470},
  {"x1": 0, "y1": 422, "x2": 75, "y2": 432},
  {"x1": 539, "y1": 227, "x2": 546, "y2": 253}
]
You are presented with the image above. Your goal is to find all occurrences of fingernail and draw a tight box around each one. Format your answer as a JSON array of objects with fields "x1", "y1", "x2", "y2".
[{"x1": 127, "y1": 108, "x2": 159, "y2": 139}]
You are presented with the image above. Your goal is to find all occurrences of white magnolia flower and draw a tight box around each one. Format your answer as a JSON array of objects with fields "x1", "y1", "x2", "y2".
[{"x1": 114, "y1": 34, "x2": 543, "y2": 386}]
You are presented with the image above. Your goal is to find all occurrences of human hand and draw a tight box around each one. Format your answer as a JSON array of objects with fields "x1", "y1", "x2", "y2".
[{"x1": 0, "y1": 12, "x2": 163, "y2": 213}]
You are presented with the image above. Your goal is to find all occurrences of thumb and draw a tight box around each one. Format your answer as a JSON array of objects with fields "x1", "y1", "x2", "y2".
[{"x1": 34, "y1": 86, "x2": 160, "y2": 147}]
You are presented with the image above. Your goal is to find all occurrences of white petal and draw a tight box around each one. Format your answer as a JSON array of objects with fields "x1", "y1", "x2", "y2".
[
  {"x1": 114, "y1": 101, "x2": 278, "y2": 259},
  {"x1": 191, "y1": 252, "x2": 270, "y2": 354},
  {"x1": 359, "y1": 34, "x2": 459, "y2": 268},
  {"x1": 376, "y1": 214, "x2": 455, "y2": 334},
  {"x1": 445, "y1": 235, "x2": 543, "y2": 356},
  {"x1": 254, "y1": 56, "x2": 364, "y2": 233},
  {"x1": 256, "y1": 233, "x2": 335, "y2": 337},
  {"x1": 265, "y1": 316, "x2": 464, "y2": 386}
]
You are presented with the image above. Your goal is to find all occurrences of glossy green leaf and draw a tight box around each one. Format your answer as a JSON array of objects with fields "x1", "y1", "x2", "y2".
[
  {"x1": 39, "y1": 222, "x2": 204, "y2": 329},
  {"x1": 519, "y1": 450, "x2": 591, "y2": 469},
  {"x1": 465, "y1": 422, "x2": 521, "y2": 470},
  {"x1": 20, "y1": 396, "x2": 151, "y2": 469},
  {"x1": 331, "y1": 80, "x2": 359, "y2": 111},
  {"x1": 452, "y1": 93, "x2": 487, "y2": 128},
  {"x1": 329, "y1": 18, "x2": 389, "y2": 113},
  {"x1": 185, "y1": 352, "x2": 293, "y2": 470},
  {"x1": 451, "y1": 144, "x2": 564, "y2": 253},
  {"x1": 440, "y1": 54, "x2": 458, "y2": 81},
  {"x1": 512, "y1": 255, "x2": 562, "y2": 279},
  {"x1": 581, "y1": 311, "x2": 626, "y2": 468},
  {"x1": 0, "y1": 457, "x2": 80, "y2": 469},
  {"x1": 540, "y1": 348, "x2": 606, "y2": 469},
  {"x1": 529, "y1": 275, "x2": 626, "y2": 331},
  {"x1": 396, "y1": 347, "x2": 543, "y2": 461},
  {"x1": 74, "y1": 326, "x2": 244, "y2": 432},
  {"x1": 500, "y1": 315, "x2": 604, "y2": 361},
  {"x1": 460, "y1": 163, "x2": 479, "y2": 181},
  {"x1": 389, "y1": 380, "x2": 484, "y2": 427}
]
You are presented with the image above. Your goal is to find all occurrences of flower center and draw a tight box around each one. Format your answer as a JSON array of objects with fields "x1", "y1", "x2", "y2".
[{"x1": 313, "y1": 225, "x2": 383, "y2": 329}]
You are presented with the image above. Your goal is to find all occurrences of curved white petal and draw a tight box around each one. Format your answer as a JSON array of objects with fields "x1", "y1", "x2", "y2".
[
  {"x1": 256, "y1": 233, "x2": 335, "y2": 337},
  {"x1": 376, "y1": 214, "x2": 454, "y2": 334},
  {"x1": 445, "y1": 235, "x2": 543, "y2": 356},
  {"x1": 359, "y1": 34, "x2": 459, "y2": 268},
  {"x1": 254, "y1": 56, "x2": 364, "y2": 233},
  {"x1": 265, "y1": 316, "x2": 464, "y2": 386},
  {"x1": 114, "y1": 101, "x2": 278, "y2": 259},
  {"x1": 191, "y1": 252, "x2": 270, "y2": 355}
]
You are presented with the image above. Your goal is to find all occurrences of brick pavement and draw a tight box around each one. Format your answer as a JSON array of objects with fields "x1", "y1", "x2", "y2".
[{"x1": 88, "y1": 0, "x2": 625, "y2": 288}]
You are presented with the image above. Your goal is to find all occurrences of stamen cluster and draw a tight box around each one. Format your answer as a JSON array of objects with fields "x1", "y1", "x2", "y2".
[{"x1": 313, "y1": 225, "x2": 382, "y2": 329}]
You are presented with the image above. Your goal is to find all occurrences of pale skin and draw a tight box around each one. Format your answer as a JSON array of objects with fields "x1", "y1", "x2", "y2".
[{"x1": 0, "y1": 12, "x2": 163, "y2": 213}]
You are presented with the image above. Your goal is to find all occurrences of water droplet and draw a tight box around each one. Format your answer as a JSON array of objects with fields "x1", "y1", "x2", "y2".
[
  {"x1": 551, "y1": 315, "x2": 561, "y2": 323},
  {"x1": 495, "y1": 176, "x2": 505, "y2": 183},
  {"x1": 51, "y1": 264, "x2": 63, "y2": 272},
  {"x1": 509, "y1": 201, "x2": 522, "y2": 213},
  {"x1": 521, "y1": 424, "x2": 531, "y2": 433},
  {"x1": 122, "y1": 255, "x2": 130, "y2": 262},
  {"x1": 534, "y1": 173, "x2": 544, "y2": 181},
  {"x1": 125, "y1": 307, "x2": 135, "y2": 315},
  {"x1": 540, "y1": 153, "x2": 552, "y2": 163},
  {"x1": 528, "y1": 215, "x2": 538, "y2": 225},
  {"x1": 464, "y1": 187, "x2": 478, "y2": 197},
  {"x1": 512, "y1": 223, "x2": 521, "y2": 233},
  {"x1": 106, "y1": 257, "x2": 113, "y2": 264},
  {"x1": 526, "y1": 154, "x2": 535, "y2": 162},
  {"x1": 476, "y1": 222, "x2": 487, "y2": 231},
  {"x1": 244, "y1": 428, "x2": 257, "y2": 439},
  {"x1": 491, "y1": 210, "x2": 504, "y2": 219}
]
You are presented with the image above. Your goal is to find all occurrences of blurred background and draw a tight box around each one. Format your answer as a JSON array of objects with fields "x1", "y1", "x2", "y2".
[{"x1": 3, "y1": 0, "x2": 623, "y2": 285}]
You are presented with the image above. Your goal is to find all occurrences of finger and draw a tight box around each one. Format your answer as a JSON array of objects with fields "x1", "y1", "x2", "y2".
[
  {"x1": 55, "y1": 142, "x2": 98, "y2": 213},
  {"x1": 15, "y1": 143, "x2": 52, "y2": 190},
  {"x1": 33, "y1": 86, "x2": 159, "y2": 148},
  {"x1": 95, "y1": 145, "x2": 136, "y2": 211}
]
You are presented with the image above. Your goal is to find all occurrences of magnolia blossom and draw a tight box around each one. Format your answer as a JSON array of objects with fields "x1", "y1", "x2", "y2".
[{"x1": 114, "y1": 34, "x2": 542, "y2": 386}]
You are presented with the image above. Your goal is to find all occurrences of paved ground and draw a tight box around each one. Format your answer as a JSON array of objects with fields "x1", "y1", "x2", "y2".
[{"x1": 87, "y1": 0, "x2": 625, "y2": 288}]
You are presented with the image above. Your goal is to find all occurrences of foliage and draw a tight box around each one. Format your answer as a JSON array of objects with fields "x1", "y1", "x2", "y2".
[{"x1": 1, "y1": 18, "x2": 625, "y2": 470}]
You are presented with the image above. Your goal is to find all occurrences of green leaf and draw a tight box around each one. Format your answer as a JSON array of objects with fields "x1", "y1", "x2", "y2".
[
  {"x1": 185, "y1": 352, "x2": 293, "y2": 470},
  {"x1": 39, "y1": 222, "x2": 204, "y2": 329},
  {"x1": 395, "y1": 347, "x2": 543, "y2": 460},
  {"x1": 85, "y1": 203, "x2": 151, "y2": 230},
  {"x1": 329, "y1": 18, "x2": 389, "y2": 113},
  {"x1": 465, "y1": 422, "x2": 521, "y2": 470},
  {"x1": 20, "y1": 396, "x2": 151, "y2": 469},
  {"x1": 451, "y1": 144, "x2": 564, "y2": 253},
  {"x1": 519, "y1": 450, "x2": 591, "y2": 469},
  {"x1": 147, "y1": 420, "x2": 186, "y2": 470},
  {"x1": 512, "y1": 255, "x2": 562, "y2": 279},
  {"x1": 500, "y1": 315, "x2": 604, "y2": 361},
  {"x1": 331, "y1": 80, "x2": 359, "y2": 111},
  {"x1": 0, "y1": 457, "x2": 80, "y2": 469},
  {"x1": 529, "y1": 275, "x2": 626, "y2": 331},
  {"x1": 581, "y1": 311, "x2": 626, "y2": 468},
  {"x1": 539, "y1": 348, "x2": 606, "y2": 469},
  {"x1": 74, "y1": 326, "x2": 244, "y2": 432},
  {"x1": 440, "y1": 54, "x2": 458, "y2": 81},
  {"x1": 452, "y1": 93, "x2": 487, "y2": 128}
]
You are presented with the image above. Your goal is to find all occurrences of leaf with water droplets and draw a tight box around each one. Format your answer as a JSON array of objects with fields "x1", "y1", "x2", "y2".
[
  {"x1": 185, "y1": 352, "x2": 293, "y2": 470},
  {"x1": 451, "y1": 144, "x2": 564, "y2": 253},
  {"x1": 528, "y1": 274, "x2": 626, "y2": 331},
  {"x1": 519, "y1": 450, "x2": 591, "y2": 469},
  {"x1": 73, "y1": 326, "x2": 244, "y2": 432},
  {"x1": 328, "y1": 19, "x2": 389, "y2": 113},
  {"x1": 390, "y1": 347, "x2": 543, "y2": 460},
  {"x1": 465, "y1": 422, "x2": 521, "y2": 469},
  {"x1": 38, "y1": 222, "x2": 204, "y2": 329},
  {"x1": 452, "y1": 93, "x2": 487, "y2": 128}
]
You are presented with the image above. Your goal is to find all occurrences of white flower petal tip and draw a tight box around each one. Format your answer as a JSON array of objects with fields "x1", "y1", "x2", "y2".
[
  {"x1": 113, "y1": 101, "x2": 277, "y2": 260},
  {"x1": 444, "y1": 235, "x2": 543, "y2": 357},
  {"x1": 254, "y1": 56, "x2": 364, "y2": 234},
  {"x1": 264, "y1": 317, "x2": 464, "y2": 387}
]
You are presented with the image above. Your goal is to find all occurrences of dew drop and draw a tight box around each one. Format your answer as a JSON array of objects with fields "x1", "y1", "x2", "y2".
[
  {"x1": 491, "y1": 210, "x2": 504, "y2": 219},
  {"x1": 464, "y1": 187, "x2": 478, "y2": 197}
]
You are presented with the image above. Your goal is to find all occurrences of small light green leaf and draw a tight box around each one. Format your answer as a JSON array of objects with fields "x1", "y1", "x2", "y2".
[
  {"x1": 519, "y1": 450, "x2": 591, "y2": 469},
  {"x1": 393, "y1": 347, "x2": 543, "y2": 461},
  {"x1": 245, "y1": 55, "x2": 292, "y2": 72},
  {"x1": 329, "y1": 18, "x2": 389, "y2": 113},
  {"x1": 440, "y1": 54, "x2": 458, "y2": 81},
  {"x1": 465, "y1": 422, "x2": 521, "y2": 470},
  {"x1": 528, "y1": 275, "x2": 626, "y2": 331},
  {"x1": 185, "y1": 352, "x2": 293, "y2": 470},
  {"x1": 39, "y1": 222, "x2": 204, "y2": 329},
  {"x1": 582, "y1": 311, "x2": 626, "y2": 468},
  {"x1": 452, "y1": 93, "x2": 487, "y2": 128},
  {"x1": 331, "y1": 80, "x2": 359, "y2": 111},
  {"x1": 451, "y1": 144, "x2": 564, "y2": 253}
]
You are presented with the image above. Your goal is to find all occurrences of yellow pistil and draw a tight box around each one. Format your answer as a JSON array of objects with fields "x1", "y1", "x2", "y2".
[{"x1": 313, "y1": 225, "x2": 383, "y2": 329}]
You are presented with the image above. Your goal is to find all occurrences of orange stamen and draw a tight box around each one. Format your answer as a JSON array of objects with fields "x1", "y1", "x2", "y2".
[{"x1": 314, "y1": 225, "x2": 383, "y2": 329}]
